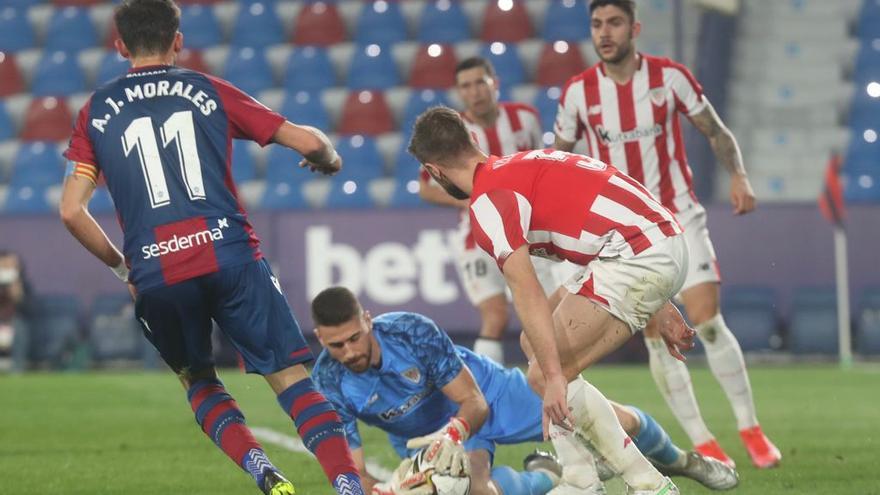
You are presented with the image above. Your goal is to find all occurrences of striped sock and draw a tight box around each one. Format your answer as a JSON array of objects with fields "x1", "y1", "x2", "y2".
[
  {"x1": 278, "y1": 379, "x2": 365, "y2": 495},
  {"x1": 187, "y1": 378, "x2": 277, "y2": 488}
]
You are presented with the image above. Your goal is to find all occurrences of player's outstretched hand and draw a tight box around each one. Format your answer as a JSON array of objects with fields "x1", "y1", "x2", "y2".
[
  {"x1": 730, "y1": 173, "x2": 756, "y2": 215},
  {"x1": 542, "y1": 374, "x2": 575, "y2": 441},
  {"x1": 406, "y1": 437, "x2": 469, "y2": 477},
  {"x1": 299, "y1": 153, "x2": 342, "y2": 176},
  {"x1": 653, "y1": 303, "x2": 696, "y2": 362}
]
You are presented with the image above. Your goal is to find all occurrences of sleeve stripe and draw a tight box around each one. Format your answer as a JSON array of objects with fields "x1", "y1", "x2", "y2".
[
  {"x1": 73, "y1": 162, "x2": 99, "y2": 184},
  {"x1": 472, "y1": 194, "x2": 514, "y2": 261}
]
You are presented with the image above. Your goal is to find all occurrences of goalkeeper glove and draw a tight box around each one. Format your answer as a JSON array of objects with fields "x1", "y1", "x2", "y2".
[
  {"x1": 371, "y1": 458, "x2": 434, "y2": 495},
  {"x1": 406, "y1": 417, "x2": 471, "y2": 477}
]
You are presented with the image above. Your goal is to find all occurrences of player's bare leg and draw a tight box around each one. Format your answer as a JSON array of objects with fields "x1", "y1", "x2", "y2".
[
  {"x1": 473, "y1": 294, "x2": 509, "y2": 365},
  {"x1": 681, "y1": 282, "x2": 780, "y2": 469},
  {"x1": 469, "y1": 450, "x2": 500, "y2": 495}
]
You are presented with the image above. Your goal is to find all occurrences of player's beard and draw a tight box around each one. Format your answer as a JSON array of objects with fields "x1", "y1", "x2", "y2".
[
  {"x1": 430, "y1": 169, "x2": 470, "y2": 200},
  {"x1": 595, "y1": 35, "x2": 633, "y2": 65}
]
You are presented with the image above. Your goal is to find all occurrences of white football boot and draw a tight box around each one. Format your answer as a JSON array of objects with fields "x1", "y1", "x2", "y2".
[
  {"x1": 626, "y1": 477, "x2": 679, "y2": 495},
  {"x1": 657, "y1": 451, "x2": 739, "y2": 491}
]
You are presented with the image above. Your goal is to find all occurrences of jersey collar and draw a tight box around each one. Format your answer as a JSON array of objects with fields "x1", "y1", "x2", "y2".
[{"x1": 127, "y1": 64, "x2": 173, "y2": 74}]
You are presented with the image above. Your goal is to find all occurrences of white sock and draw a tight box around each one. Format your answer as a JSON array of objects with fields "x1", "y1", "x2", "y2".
[
  {"x1": 645, "y1": 337, "x2": 714, "y2": 446},
  {"x1": 473, "y1": 338, "x2": 504, "y2": 365},
  {"x1": 549, "y1": 424, "x2": 600, "y2": 488},
  {"x1": 567, "y1": 377, "x2": 665, "y2": 491},
  {"x1": 697, "y1": 313, "x2": 759, "y2": 430}
]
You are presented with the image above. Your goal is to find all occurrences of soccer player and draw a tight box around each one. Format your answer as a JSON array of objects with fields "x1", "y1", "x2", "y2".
[
  {"x1": 59, "y1": 1, "x2": 365, "y2": 494},
  {"x1": 309, "y1": 287, "x2": 736, "y2": 495},
  {"x1": 408, "y1": 107, "x2": 699, "y2": 495},
  {"x1": 418, "y1": 56, "x2": 557, "y2": 366},
  {"x1": 553, "y1": 0, "x2": 779, "y2": 468}
]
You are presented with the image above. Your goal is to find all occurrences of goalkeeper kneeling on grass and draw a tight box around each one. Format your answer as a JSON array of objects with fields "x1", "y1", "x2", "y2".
[{"x1": 310, "y1": 287, "x2": 737, "y2": 495}]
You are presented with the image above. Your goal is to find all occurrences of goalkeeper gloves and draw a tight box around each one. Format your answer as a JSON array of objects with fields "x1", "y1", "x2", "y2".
[
  {"x1": 370, "y1": 458, "x2": 434, "y2": 495},
  {"x1": 405, "y1": 417, "x2": 471, "y2": 477}
]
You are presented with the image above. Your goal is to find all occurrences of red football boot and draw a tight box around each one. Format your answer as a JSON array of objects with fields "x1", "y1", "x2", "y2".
[
  {"x1": 694, "y1": 439, "x2": 736, "y2": 469},
  {"x1": 740, "y1": 425, "x2": 781, "y2": 468}
]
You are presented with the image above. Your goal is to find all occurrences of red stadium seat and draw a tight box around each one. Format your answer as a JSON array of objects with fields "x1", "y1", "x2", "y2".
[
  {"x1": 338, "y1": 90, "x2": 395, "y2": 136},
  {"x1": 481, "y1": 0, "x2": 533, "y2": 42},
  {"x1": 0, "y1": 52, "x2": 24, "y2": 96},
  {"x1": 176, "y1": 48, "x2": 211, "y2": 74},
  {"x1": 536, "y1": 41, "x2": 586, "y2": 86},
  {"x1": 409, "y1": 44, "x2": 458, "y2": 89},
  {"x1": 20, "y1": 97, "x2": 73, "y2": 142},
  {"x1": 292, "y1": 2, "x2": 347, "y2": 46}
]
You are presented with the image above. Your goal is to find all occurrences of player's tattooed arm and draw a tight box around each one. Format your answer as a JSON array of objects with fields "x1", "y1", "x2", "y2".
[
  {"x1": 271, "y1": 121, "x2": 342, "y2": 176},
  {"x1": 689, "y1": 100, "x2": 756, "y2": 214}
]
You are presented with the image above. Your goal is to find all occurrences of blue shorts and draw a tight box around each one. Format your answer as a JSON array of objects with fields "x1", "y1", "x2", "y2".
[
  {"x1": 390, "y1": 367, "x2": 543, "y2": 462},
  {"x1": 134, "y1": 259, "x2": 312, "y2": 375}
]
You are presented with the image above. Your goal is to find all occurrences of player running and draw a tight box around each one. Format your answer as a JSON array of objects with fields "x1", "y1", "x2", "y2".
[
  {"x1": 59, "y1": 1, "x2": 365, "y2": 494},
  {"x1": 310, "y1": 287, "x2": 736, "y2": 495},
  {"x1": 418, "y1": 56, "x2": 557, "y2": 366},
  {"x1": 553, "y1": 0, "x2": 779, "y2": 468}
]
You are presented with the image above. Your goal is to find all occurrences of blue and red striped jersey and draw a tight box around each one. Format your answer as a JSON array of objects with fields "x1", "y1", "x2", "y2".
[{"x1": 64, "y1": 65, "x2": 285, "y2": 291}]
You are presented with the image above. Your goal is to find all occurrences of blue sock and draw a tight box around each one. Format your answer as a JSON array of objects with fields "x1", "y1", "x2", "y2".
[
  {"x1": 491, "y1": 466, "x2": 555, "y2": 495},
  {"x1": 629, "y1": 405, "x2": 682, "y2": 466}
]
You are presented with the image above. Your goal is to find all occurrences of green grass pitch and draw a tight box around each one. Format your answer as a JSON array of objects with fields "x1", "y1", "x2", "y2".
[{"x1": 1, "y1": 365, "x2": 877, "y2": 494}]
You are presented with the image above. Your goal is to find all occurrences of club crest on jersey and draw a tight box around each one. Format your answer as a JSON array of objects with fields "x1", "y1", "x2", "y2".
[
  {"x1": 650, "y1": 88, "x2": 667, "y2": 107},
  {"x1": 401, "y1": 367, "x2": 421, "y2": 383}
]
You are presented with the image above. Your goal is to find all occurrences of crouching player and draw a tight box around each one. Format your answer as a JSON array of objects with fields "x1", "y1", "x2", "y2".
[{"x1": 310, "y1": 287, "x2": 737, "y2": 494}]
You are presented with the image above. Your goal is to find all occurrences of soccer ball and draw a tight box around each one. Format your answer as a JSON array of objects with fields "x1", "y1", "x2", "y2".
[{"x1": 409, "y1": 447, "x2": 471, "y2": 495}]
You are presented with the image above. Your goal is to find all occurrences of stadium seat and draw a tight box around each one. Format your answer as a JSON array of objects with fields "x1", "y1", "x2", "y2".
[
  {"x1": 230, "y1": 140, "x2": 257, "y2": 183},
  {"x1": 533, "y1": 85, "x2": 563, "y2": 134},
  {"x1": 29, "y1": 294, "x2": 80, "y2": 367},
  {"x1": 222, "y1": 47, "x2": 275, "y2": 96},
  {"x1": 231, "y1": 1, "x2": 285, "y2": 48},
  {"x1": 789, "y1": 287, "x2": 838, "y2": 354},
  {"x1": 104, "y1": 21, "x2": 120, "y2": 50},
  {"x1": 338, "y1": 90, "x2": 395, "y2": 135},
  {"x1": 96, "y1": 51, "x2": 130, "y2": 86},
  {"x1": 857, "y1": 288, "x2": 880, "y2": 354},
  {"x1": 333, "y1": 134, "x2": 385, "y2": 181},
  {"x1": 20, "y1": 97, "x2": 74, "y2": 141},
  {"x1": 265, "y1": 145, "x2": 308, "y2": 184},
  {"x1": 176, "y1": 48, "x2": 211, "y2": 74},
  {"x1": 10, "y1": 141, "x2": 65, "y2": 188},
  {"x1": 851, "y1": 42, "x2": 880, "y2": 85},
  {"x1": 44, "y1": 7, "x2": 99, "y2": 53},
  {"x1": 481, "y1": 0, "x2": 533, "y2": 42},
  {"x1": 354, "y1": 0, "x2": 408, "y2": 45},
  {"x1": 536, "y1": 41, "x2": 587, "y2": 87},
  {"x1": 280, "y1": 90, "x2": 331, "y2": 132},
  {"x1": 284, "y1": 46, "x2": 336, "y2": 92},
  {"x1": 401, "y1": 89, "x2": 451, "y2": 133},
  {"x1": 3, "y1": 185, "x2": 52, "y2": 214},
  {"x1": 721, "y1": 286, "x2": 779, "y2": 352},
  {"x1": 31, "y1": 51, "x2": 87, "y2": 97},
  {"x1": 88, "y1": 294, "x2": 143, "y2": 364},
  {"x1": 0, "y1": 102, "x2": 14, "y2": 141},
  {"x1": 260, "y1": 179, "x2": 310, "y2": 210},
  {"x1": 409, "y1": 43, "x2": 458, "y2": 88},
  {"x1": 481, "y1": 42, "x2": 527, "y2": 86},
  {"x1": 843, "y1": 167, "x2": 880, "y2": 203},
  {"x1": 347, "y1": 43, "x2": 401, "y2": 90},
  {"x1": 88, "y1": 187, "x2": 115, "y2": 215},
  {"x1": 418, "y1": 0, "x2": 471, "y2": 43},
  {"x1": 387, "y1": 178, "x2": 427, "y2": 208},
  {"x1": 0, "y1": 7, "x2": 35, "y2": 52},
  {"x1": 179, "y1": 5, "x2": 223, "y2": 49},
  {"x1": 0, "y1": 52, "x2": 25, "y2": 96},
  {"x1": 4, "y1": 0, "x2": 43, "y2": 7},
  {"x1": 52, "y1": 0, "x2": 104, "y2": 6},
  {"x1": 292, "y1": 1, "x2": 347, "y2": 46},
  {"x1": 542, "y1": 0, "x2": 591, "y2": 41},
  {"x1": 323, "y1": 177, "x2": 374, "y2": 209}
]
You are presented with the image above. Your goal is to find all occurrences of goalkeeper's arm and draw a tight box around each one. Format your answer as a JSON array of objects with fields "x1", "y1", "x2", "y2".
[{"x1": 407, "y1": 366, "x2": 489, "y2": 447}]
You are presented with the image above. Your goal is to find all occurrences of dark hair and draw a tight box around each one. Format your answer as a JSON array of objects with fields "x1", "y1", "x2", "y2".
[
  {"x1": 455, "y1": 56, "x2": 497, "y2": 79},
  {"x1": 407, "y1": 106, "x2": 477, "y2": 167},
  {"x1": 589, "y1": 0, "x2": 637, "y2": 22},
  {"x1": 311, "y1": 286, "x2": 361, "y2": 326},
  {"x1": 114, "y1": 0, "x2": 180, "y2": 58}
]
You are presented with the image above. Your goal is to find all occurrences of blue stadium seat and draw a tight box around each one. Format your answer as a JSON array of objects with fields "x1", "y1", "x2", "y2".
[
  {"x1": 334, "y1": 135, "x2": 385, "y2": 181},
  {"x1": 29, "y1": 294, "x2": 80, "y2": 367},
  {"x1": 31, "y1": 51, "x2": 87, "y2": 97},
  {"x1": 231, "y1": 139, "x2": 257, "y2": 183},
  {"x1": 418, "y1": 0, "x2": 471, "y2": 43},
  {"x1": 857, "y1": 0, "x2": 880, "y2": 39},
  {"x1": 852, "y1": 43, "x2": 880, "y2": 85},
  {"x1": 88, "y1": 293, "x2": 143, "y2": 364},
  {"x1": 4, "y1": 0, "x2": 43, "y2": 8},
  {"x1": 284, "y1": 46, "x2": 336, "y2": 92},
  {"x1": 44, "y1": 7, "x2": 99, "y2": 53},
  {"x1": 231, "y1": 1, "x2": 284, "y2": 48},
  {"x1": 789, "y1": 287, "x2": 838, "y2": 354},
  {"x1": 96, "y1": 51, "x2": 130, "y2": 86},
  {"x1": 401, "y1": 89, "x2": 451, "y2": 133},
  {"x1": 542, "y1": 0, "x2": 590, "y2": 41},
  {"x1": 3, "y1": 185, "x2": 52, "y2": 214},
  {"x1": 10, "y1": 142, "x2": 64, "y2": 188},
  {"x1": 179, "y1": 5, "x2": 223, "y2": 49},
  {"x1": 223, "y1": 47, "x2": 275, "y2": 95},
  {"x1": 857, "y1": 288, "x2": 880, "y2": 354},
  {"x1": 387, "y1": 178, "x2": 427, "y2": 208},
  {"x1": 0, "y1": 101, "x2": 13, "y2": 141},
  {"x1": 323, "y1": 177, "x2": 374, "y2": 209},
  {"x1": 347, "y1": 43, "x2": 401, "y2": 90},
  {"x1": 260, "y1": 179, "x2": 310, "y2": 210},
  {"x1": 533, "y1": 86, "x2": 563, "y2": 132},
  {"x1": 355, "y1": 0, "x2": 408, "y2": 45},
  {"x1": 280, "y1": 90, "x2": 331, "y2": 131},
  {"x1": 721, "y1": 286, "x2": 779, "y2": 352},
  {"x1": 0, "y1": 7, "x2": 35, "y2": 52},
  {"x1": 265, "y1": 145, "x2": 308, "y2": 184},
  {"x1": 843, "y1": 166, "x2": 880, "y2": 203},
  {"x1": 480, "y1": 42, "x2": 527, "y2": 86},
  {"x1": 393, "y1": 134, "x2": 421, "y2": 180},
  {"x1": 89, "y1": 187, "x2": 115, "y2": 215}
]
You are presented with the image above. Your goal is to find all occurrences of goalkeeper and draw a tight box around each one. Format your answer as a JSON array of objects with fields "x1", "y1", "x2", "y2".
[{"x1": 310, "y1": 287, "x2": 736, "y2": 495}]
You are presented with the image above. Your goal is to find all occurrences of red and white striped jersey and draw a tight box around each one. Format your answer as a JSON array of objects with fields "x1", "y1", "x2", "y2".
[
  {"x1": 469, "y1": 149, "x2": 682, "y2": 269},
  {"x1": 554, "y1": 54, "x2": 707, "y2": 214}
]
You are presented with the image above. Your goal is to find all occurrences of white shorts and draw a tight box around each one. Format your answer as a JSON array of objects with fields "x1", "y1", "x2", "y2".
[
  {"x1": 562, "y1": 235, "x2": 689, "y2": 333},
  {"x1": 455, "y1": 247, "x2": 559, "y2": 306},
  {"x1": 675, "y1": 204, "x2": 721, "y2": 293}
]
